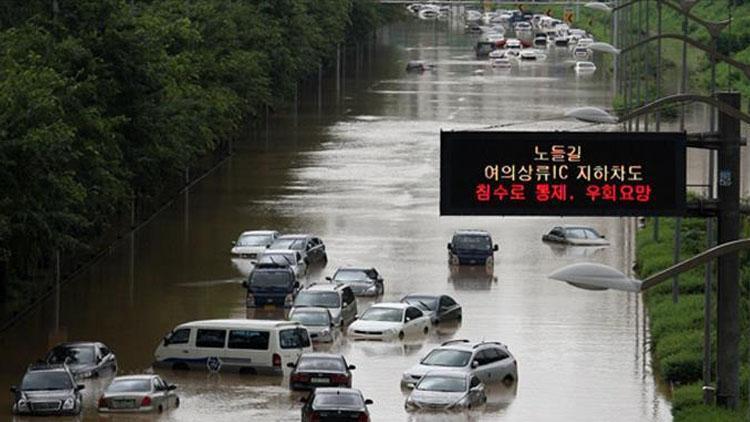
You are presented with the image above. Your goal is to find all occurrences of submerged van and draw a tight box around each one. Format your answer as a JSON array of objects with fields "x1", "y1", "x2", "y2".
[
  {"x1": 447, "y1": 230, "x2": 498, "y2": 266},
  {"x1": 153, "y1": 319, "x2": 312, "y2": 374},
  {"x1": 243, "y1": 262, "x2": 300, "y2": 308}
]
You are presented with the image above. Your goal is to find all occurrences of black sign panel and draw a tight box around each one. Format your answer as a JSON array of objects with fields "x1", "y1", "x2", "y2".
[{"x1": 440, "y1": 131, "x2": 686, "y2": 216}]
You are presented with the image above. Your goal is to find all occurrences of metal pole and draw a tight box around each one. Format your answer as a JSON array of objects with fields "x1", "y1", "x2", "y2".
[
  {"x1": 715, "y1": 91, "x2": 741, "y2": 410},
  {"x1": 680, "y1": 14, "x2": 688, "y2": 131},
  {"x1": 635, "y1": 0, "x2": 642, "y2": 132},
  {"x1": 644, "y1": 0, "x2": 650, "y2": 131},
  {"x1": 655, "y1": 0, "x2": 661, "y2": 130},
  {"x1": 673, "y1": 217, "x2": 681, "y2": 303}
]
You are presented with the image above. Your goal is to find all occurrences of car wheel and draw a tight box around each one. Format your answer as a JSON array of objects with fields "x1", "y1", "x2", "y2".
[{"x1": 398, "y1": 331, "x2": 405, "y2": 340}]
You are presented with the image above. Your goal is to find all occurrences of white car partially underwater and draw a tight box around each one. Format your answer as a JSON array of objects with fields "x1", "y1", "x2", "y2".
[
  {"x1": 347, "y1": 303, "x2": 431, "y2": 341},
  {"x1": 230, "y1": 230, "x2": 279, "y2": 260}
]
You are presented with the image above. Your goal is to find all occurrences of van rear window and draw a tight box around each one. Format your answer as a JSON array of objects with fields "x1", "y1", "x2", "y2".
[
  {"x1": 196, "y1": 329, "x2": 226, "y2": 348},
  {"x1": 228, "y1": 330, "x2": 270, "y2": 350},
  {"x1": 279, "y1": 328, "x2": 310, "y2": 349}
]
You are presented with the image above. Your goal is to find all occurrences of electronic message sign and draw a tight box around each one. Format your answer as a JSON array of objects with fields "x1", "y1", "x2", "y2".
[{"x1": 440, "y1": 131, "x2": 686, "y2": 216}]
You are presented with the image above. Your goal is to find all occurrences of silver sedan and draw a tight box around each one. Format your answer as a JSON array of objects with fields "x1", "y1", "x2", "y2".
[
  {"x1": 405, "y1": 370, "x2": 486, "y2": 412},
  {"x1": 98, "y1": 375, "x2": 179, "y2": 414}
]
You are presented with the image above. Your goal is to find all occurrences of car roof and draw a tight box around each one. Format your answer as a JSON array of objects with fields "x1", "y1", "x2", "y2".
[
  {"x1": 27, "y1": 363, "x2": 71, "y2": 373},
  {"x1": 437, "y1": 339, "x2": 510, "y2": 352},
  {"x1": 402, "y1": 293, "x2": 441, "y2": 300},
  {"x1": 558, "y1": 225, "x2": 597, "y2": 230},
  {"x1": 334, "y1": 267, "x2": 373, "y2": 272},
  {"x1": 370, "y1": 302, "x2": 409, "y2": 310},
  {"x1": 240, "y1": 230, "x2": 277, "y2": 236},
  {"x1": 276, "y1": 234, "x2": 312, "y2": 240},
  {"x1": 175, "y1": 319, "x2": 302, "y2": 330},
  {"x1": 263, "y1": 249, "x2": 297, "y2": 255},
  {"x1": 306, "y1": 284, "x2": 345, "y2": 292},
  {"x1": 300, "y1": 352, "x2": 344, "y2": 360},
  {"x1": 290, "y1": 306, "x2": 331, "y2": 315},
  {"x1": 53, "y1": 341, "x2": 99, "y2": 348},
  {"x1": 453, "y1": 230, "x2": 491, "y2": 236},
  {"x1": 315, "y1": 387, "x2": 363, "y2": 395},
  {"x1": 111, "y1": 375, "x2": 158, "y2": 382}
]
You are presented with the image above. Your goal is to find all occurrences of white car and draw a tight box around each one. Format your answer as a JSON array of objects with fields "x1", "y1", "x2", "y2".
[
  {"x1": 574, "y1": 61, "x2": 597, "y2": 74},
  {"x1": 348, "y1": 303, "x2": 430, "y2": 341},
  {"x1": 405, "y1": 371, "x2": 486, "y2": 412},
  {"x1": 257, "y1": 249, "x2": 307, "y2": 280},
  {"x1": 98, "y1": 375, "x2": 179, "y2": 414},
  {"x1": 230, "y1": 230, "x2": 279, "y2": 260},
  {"x1": 401, "y1": 340, "x2": 517, "y2": 388}
]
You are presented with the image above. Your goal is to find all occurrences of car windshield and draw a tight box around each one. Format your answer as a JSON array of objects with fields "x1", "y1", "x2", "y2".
[
  {"x1": 290, "y1": 311, "x2": 330, "y2": 326},
  {"x1": 294, "y1": 291, "x2": 340, "y2": 308},
  {"x1": 416, "y1": 376, "x2": 466, "y2": 393},
  {"x1": 452, "y1": 235, "x2": 491, "y2": 251},
  {"x1": 333, "y1": 269, "x2": 370, "y2": 282},
  {"x1": 403, "y1": 297, "x2": 437, "y2": 311},
  {"x1": 421, "y1": 349, "x2": 472, "y2": 367},
  {"x1": 298, "y1": 357, "x2": 345, "y2": 372},
  {"x1": 21, "y1": 371, "x2": 73, "y2": 391},
  {"x1": 360, "y1": 307, "x2": 402, "y2": 322},
  {"x1": 258, "y1": 254, "x2": 295, "y2": 266},
  {"x1": 237, "y1": 234, "x2": 273, "y2": 247},
  {"x1": 313, "y1": 392, "x2": 363, "y2": 408},
  {"x1": 249, "y1": 271, "x2": 293, "y2": 288},
  {"x1": 106, "y1": 379, "x2": 152, "y2": 393},
  {"x1": 47, "y1": 345, "x2": 95, "y2": 365},
  {"x1": 271, "y1": 238, "x2": 305, "y2": 251}
]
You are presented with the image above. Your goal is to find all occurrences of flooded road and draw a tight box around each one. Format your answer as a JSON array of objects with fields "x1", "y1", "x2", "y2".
[{"x1": 0, "y1": 21, "x2": 677, "y2": 421}]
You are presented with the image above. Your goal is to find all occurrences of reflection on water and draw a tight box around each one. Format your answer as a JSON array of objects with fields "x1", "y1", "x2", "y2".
[
  {"x1": 544, "y1": 243, "x2": 609, "y2": 258},
  {"x1": 447, "y1": 266, "x2": 497, "y2": 290}
]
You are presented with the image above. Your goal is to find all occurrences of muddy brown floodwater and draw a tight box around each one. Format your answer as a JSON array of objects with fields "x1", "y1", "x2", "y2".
[{"x1": 0, "y1": 20, "x2": 687, "y2": 422}]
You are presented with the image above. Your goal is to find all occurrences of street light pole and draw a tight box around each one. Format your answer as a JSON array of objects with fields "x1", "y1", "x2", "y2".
[{"x1": 716, "y1": 92, "x2": 741, "y2": 409}]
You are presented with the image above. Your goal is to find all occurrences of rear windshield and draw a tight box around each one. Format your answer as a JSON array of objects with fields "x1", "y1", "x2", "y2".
[
  {"x1": 313, "y1": 392, "x2": 363, "y2": 408},
  {"x1": 249, "y1": 270, "x2": 293, "y2": 288},
  {"x1": 47, "y1": 345, "x2": 95, "y2": 365},
  {"x1": 333, "y1": 269, "x2": 372, "y2": 282},
  {"x1": 402, "y1": 297, "x2": 438, "y2": 311},
  {"x1": 271, "y1": 238, "x2": 305, "y2": 251},
  {"x1": 21, "y1": 372, "x2": 73, "y2": 391},
  {"x1": 298, "y1": 357, "x2": 345, "y2": 371},
  {"x1": 107, "y1": 379, "x2": 152, "y2": 393},
  {"x1": 452, "y1": 235, "x2": 491, "y2": 251},
  {"x1": 294, "y1": 291, "x2": 340, "y2": 308},
  {"x1": 279, "y1": 328, "x2": 310, "y2": 349}
]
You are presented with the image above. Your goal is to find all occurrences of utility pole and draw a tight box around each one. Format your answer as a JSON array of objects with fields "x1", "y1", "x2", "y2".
[{"x1": 716, "y1": 91, "x2": 741, "y2": 410}]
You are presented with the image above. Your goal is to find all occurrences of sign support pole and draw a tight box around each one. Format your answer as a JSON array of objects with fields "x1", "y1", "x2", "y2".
[{"x1": 716, "y1": 91, "x2": 741, "y2": 409}]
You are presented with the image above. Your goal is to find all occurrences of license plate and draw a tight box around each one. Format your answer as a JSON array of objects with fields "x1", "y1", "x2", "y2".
[
  {"x1": 111, "y1": 399, "x2": 136, "y2": 409},
  {"x1": 311, "y1": 377, "x2": 329, "y2": 384}
]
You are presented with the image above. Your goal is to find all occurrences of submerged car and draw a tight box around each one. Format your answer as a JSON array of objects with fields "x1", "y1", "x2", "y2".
[
  {"x1": 447, "y1": 230, "x2": 498, "y2": 266},
  {"x1": 257, "y1": 249, "x2": 308, "y2": 280},
  {"x1": 405, "y1": 370, "x2": 486, "y2": 412},
  {"x1": 45, "y1": 341, "x2": 117, "y2": 379},
  {"x1": 327, "y1": 267, "x2": 384, "y2": 296},
  {"x1": 541, "y1": 225, "x2": 609, "y2": 246},
  {"x1": 11, "y1": 364, "x2": 84, "y2": 416},
  {"x1": 291, "y1": 283, "x2": 357, "y2": 328},
  {"x1": 288, "y1": 353, "x2": 355, "y2": 390},
  {"x1": 300, "y1": 387, "x2": 373, "y2": 422},
  {"x1": 230, "y1": 230, "x2": 279, "y2": 260},
  {"x1": 401, "y1": 339, "x2": 517, "y2": 388},
  {"x1": 98, "y1": 375, "x2": 179, "y2": 414},
  {"x1": 400, "y1": 294, "x2": 462, "y2": 324},
  {"x1": 288, "y1": 307, "x2": 336, "y2": 343},
  {"x1": 347, "y1": 303, "x2": 431, "y2": 341},
  {"x1": 270, "y1": 234, "x2": 328, "y2": 266}
]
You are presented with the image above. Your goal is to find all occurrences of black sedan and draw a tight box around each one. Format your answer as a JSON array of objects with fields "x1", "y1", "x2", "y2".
[
  {"x1": 301, "y1": 387, "x2": 372, "y2": 422},
  {"x1": 288, "y1": 353, "x2": 355, "y2": 391},
  {"x1": 45, "y1": 341, "x2": 117, "y2": 379},
  {"x1": 400, "y1": 294, "x2": 462, "y2": 324},
  {"x1": 326, "y1": 267, "x2": 384, "y2": 296}
]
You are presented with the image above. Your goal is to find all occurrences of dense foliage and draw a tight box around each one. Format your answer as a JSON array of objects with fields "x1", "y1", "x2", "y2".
[
  {"x1": 0, "y1": 0, "x2": 390, "y2": 316},
  {"x1": 636, "y1": 217, "x2": 750, "y2": 421}
]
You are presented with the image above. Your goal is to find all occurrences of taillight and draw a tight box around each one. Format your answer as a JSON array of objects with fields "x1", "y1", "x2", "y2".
[
  {"x1": 141, "y1": 396, "x2": 152, "y2": 407},
  {"x1": 330, "y1": 374, "x2": 349, "y2": 385},
  {"x1": 291, "y1": 373, "x2": 309, "y2": 383},
  {"x1": 97, "y1": 396, "x2": 106, "y2": 408},
  {"x1": 357, "y1": 413, "x2": 368, "y2": 422},
  {"x1": 310, "y1": 411, "x2": 321, "y2": 422},
  {"x1": 273, "y1": 353, "x2": 281, "y2": 367}
]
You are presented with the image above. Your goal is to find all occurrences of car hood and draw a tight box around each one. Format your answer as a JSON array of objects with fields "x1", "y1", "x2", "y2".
[
  {"x1": 350, "y1": 320, "x2": 401, "y2": 331},
  {"x1": 231, "y1": 246, "x2": 266, "y2": 255},
  {"x1": 405, "y1": 364, "x2": 464, "y2": 379},
  {"x1": 68, "y1": 363, "x2": 97, "y2": 374},
  {"x1": 23, "y1": 389, "x2": 75, "y2": 400},
  {"x1": 409, "y1": 390, "x2": 465, "y2": 405}
]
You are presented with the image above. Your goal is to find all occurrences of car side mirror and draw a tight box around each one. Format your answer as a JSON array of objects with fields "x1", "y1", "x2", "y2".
[
  {"x1": 365, "y1": 399, "x2": 374, "y2": 405},
  {"x1": 287, "y1": 362, "x2": 296, "y2": 368},
  {"x1": 294, "y1": 282, "x2": 300, "y2": 289},
  {"x1": 242, "y1": 280, "x2": 249, "y2": 289},
  {"x1": 10, "y1": 386, "x2": 17, "y2": 393},
  {"x1": 353, "y1": 315, "x2": 359, "y2": 320},
  {"x1": 168, "y1": 384, "x2": 178, "y2": 390},
  {"x1": 231, "y1": 241, "x2": 236, "y2": 246},
  {"x1": 493, "y1": 244, "x2": 499, "y2": 251},
  {"x1": 76, "y1": 385, "x2": 85, "y2": 391},
  {"x1": 299, "y1": 396, "x2": 308, "y2": 403},
  {"x1": 447, "y1": 243, "x2": 452, "y2": 250},
  {"x1": 471, "y1": 360, "x2": 479, "y2": 368},
  {"x1": 325, "y1": 276, "x2": 332, "y2": 281},
  {"x1": 348, "y1": 365, "x2": 356, "y2": 370},
  {"x1": 601, "y1": 235, "x2": 606, "y2": 239}
]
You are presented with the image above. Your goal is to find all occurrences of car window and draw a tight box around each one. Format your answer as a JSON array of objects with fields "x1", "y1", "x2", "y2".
[
  {"x1": 100, "y1": 346, "x2": 110, "y2": 357},
  {"x1": 440, "y1": 296, "x2": 456, "y2": 308},
  {"x1": 405, "y1": 307, "x2": 423, "y2": 321},
  {"x1": 152, "y1": 378, "x2": 161, "y2": 390},
  {"x1": 496, "y1": 349, "x2": 510, "y2": 360},
  {"x1": 106, "y1": 379, "x2": 151, "y2": 393},
  {"x1": 249, "y1": 270, "x2": 293, "y2": 288},
  {"x1": 565, "y1": 228, "x2": 587, "y2": 239},
  {"x1": 313, "y1": 392, "x2": 364, "y2": 408},
  {"x1": 167, "y1": 328, "x2": 190, "y2": 345},
  {"x1": 21, "y1": 371, "x2": 74, "y2": 390},
  {"x1": 279, "y1": 328, "x2": 311, "y2": 349},
  {"x1": 47, "y1": 345, "x2": 96, "y2": 365},
  {"x1": 474, "y1": 350, "x2": 491, "y2": 366},
  {"x1": 196, "y1": 329, "x2": 226, "y2": 348},
  {"x1": 295, "y1": 291, "x2": 340, "y2": 308},
  {"x1": 452, "y1": 234, "x2": 492, "y2": 251},
  {"x1": 228, "y1": 330, "x2": 270, "y2": 350},
  {"x1": 585, "y1": 229, "x2": 601, "y2": 239}
]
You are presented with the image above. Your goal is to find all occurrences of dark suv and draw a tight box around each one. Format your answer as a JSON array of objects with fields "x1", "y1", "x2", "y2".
[
  {"x1": 11, "y1": 364, "x2": 84, "y2": 416},
  {"x1": 301, "y1": 387, "x2": 372, "y2": 422},
  {"x1": 243, "y1": 262, "x2": 300, "y2": 308},
  {"x1": 447, "y1": 230, "x2": 498, "y2": 266}
]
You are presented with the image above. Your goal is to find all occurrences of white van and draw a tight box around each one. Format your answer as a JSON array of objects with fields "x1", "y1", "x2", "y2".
[{"x1": 153, "y1": 319, "x2": 312, "y2": 374}]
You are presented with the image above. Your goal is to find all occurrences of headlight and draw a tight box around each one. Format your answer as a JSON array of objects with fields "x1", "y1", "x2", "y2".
[
  {"x1": 320, "y1": 328, "x2": 330, "y2": 337},
  {"x1": 62, "y1": 398, "x2": 75, "y2": 410},
  {"x1": 405, "y1": 398, "x2": 418, "y2": 410},
  {"x1": 17, "y1": 399, "x2": 28, "y2": 411},
  {"x1": 366, "y1": 285, "x2": 377, "y2": 291},
  {"x1": 386, "y1": 328, "x2": 398, "y2": 336}
]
